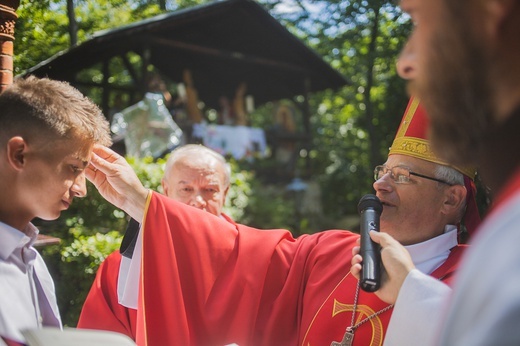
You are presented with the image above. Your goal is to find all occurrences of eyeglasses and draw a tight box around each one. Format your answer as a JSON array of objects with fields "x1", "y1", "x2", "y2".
[{"x1": 374, "y1": 165, "x2": 453, "y2": 185}]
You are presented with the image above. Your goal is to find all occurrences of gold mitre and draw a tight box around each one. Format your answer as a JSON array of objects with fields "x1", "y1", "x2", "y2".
[{"x1": 389, "y1": 96, "x2": 476, "y2": 179}]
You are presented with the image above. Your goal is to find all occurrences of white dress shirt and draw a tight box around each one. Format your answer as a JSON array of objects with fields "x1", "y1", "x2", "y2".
[{"x1": 0, "y1": 222, "x2": 61, "y2": 342}]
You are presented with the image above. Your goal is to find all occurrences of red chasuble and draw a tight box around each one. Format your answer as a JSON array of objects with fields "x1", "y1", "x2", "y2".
[
  {"x1": 78, "y1": 214, "x2": 236, "y2": 340},
  {"x1": 302, "y1": 245, "x2": 466, "y2": 346},
  {"x1": 136, "y1": 192, "x2": 467, "y2": 346}
]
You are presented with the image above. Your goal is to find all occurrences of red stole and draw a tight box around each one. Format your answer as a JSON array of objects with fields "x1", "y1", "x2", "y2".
[{"x1": 301, "y1": 245, "x2": 467, "y2": 346}]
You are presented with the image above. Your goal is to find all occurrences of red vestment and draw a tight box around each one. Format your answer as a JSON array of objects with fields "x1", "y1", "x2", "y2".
[
  {"x1": 133, "y1": 192, "x2": 466, "y2": 346},
  {"x1": 302, "y1": 245, "x2": 464, "y2": 346},
  {"x1": 77, "y1": 213, "x2": 237, "y2": 339}
]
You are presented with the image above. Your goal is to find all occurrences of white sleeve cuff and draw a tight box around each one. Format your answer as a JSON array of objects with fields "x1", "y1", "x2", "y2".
[{"x1": 384, "y1": 269, "x2": 451, "y2": 346}]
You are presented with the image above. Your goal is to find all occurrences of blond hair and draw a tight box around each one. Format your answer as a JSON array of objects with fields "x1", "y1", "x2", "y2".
[{"x1": 0, "y1": 76, "x2": 111, "y2": 147}]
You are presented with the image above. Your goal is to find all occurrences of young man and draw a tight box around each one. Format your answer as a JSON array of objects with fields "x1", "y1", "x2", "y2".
[
  {"x1": 351, "y1": 0, "x2": 520, "y2": 345},
  {"x1": 86, "y1": 96, "x2": 479, "y2": 345},
  {"x1": 77, "y1": 144, "x2": 233, "y2": 339},
  {"x1": 0, "y1": 76, "x2": 111, "y2": 343}
]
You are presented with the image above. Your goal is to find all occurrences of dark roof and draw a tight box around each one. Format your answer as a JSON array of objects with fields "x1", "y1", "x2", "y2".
[{"x1": 24, "y1": 0, "x2": 347, "y2": 109}]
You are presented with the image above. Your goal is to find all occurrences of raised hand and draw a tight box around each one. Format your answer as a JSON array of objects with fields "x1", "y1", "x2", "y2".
[{"x1": 86, "y1": 145, "x2": 149, "y2": 222}]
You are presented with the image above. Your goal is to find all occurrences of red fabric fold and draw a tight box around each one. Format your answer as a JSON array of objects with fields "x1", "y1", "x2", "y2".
[{"x1": 463, "y1": 175, "x2": 481, "y2": 238}]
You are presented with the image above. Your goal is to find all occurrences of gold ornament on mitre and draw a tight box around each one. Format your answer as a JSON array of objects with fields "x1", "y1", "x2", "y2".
[{"x1": 389, "y1": 96, "x2": 475, "y2": 179}]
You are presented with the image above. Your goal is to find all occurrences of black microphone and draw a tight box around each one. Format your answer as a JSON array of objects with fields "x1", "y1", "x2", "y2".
[{"x1": 357, "y1": 194, "x2": 383, "y2": 292}]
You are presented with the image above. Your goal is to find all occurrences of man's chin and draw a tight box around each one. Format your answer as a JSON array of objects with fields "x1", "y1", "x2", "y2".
[{"x1": 39, "y1": 213, "x2": 61, "y2": 221}]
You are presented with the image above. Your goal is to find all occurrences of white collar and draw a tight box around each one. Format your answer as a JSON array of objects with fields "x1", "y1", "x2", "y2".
[
  {"x1": 404, "y1": 225, "x2": 458, "y2": 274},
  {"x1": 0, "y1": 221, "x2": 39, "y2": 260}
]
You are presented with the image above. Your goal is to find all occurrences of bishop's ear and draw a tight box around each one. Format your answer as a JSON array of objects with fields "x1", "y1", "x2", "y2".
[
  {"x1": 442, "y1": 184, "x2": 467, "y2": 217},
  {"x1": 6, "y1": 136, "x2": 27, "y2": 170}
]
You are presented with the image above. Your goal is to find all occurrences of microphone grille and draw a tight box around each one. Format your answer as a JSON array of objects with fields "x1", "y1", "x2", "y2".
[{"x1": 357, "y1": 194, "x2": 383, "y2": 214}]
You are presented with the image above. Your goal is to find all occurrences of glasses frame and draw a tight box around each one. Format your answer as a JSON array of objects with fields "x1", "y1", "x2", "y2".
[{"x1": 374, "y1": 165, "x2": 453, "y2": 186}]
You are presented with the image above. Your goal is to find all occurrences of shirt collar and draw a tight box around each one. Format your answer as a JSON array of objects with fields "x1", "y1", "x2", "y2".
[
  {"x1": 404, "y1": 224, "x2": 458, "y2": 274},
  {"x1": 0, "y1": 221, "x2": 39, "y2": 260}
]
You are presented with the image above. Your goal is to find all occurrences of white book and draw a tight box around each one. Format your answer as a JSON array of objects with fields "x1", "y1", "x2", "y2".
[{"x1": 21, "y1": 328, "x2": 136, "y2": 346}]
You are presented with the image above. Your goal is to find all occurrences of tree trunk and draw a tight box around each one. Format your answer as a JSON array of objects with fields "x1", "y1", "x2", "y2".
[
  {"x1": 67, "y1": 0, "x2": 78, "y2": 47},
  {"x1": 159, "y1": 0, "x2": 166, "y2": 11},
  {"x1": 364, "y1": 4, "x2": 382, "y2": 170}
]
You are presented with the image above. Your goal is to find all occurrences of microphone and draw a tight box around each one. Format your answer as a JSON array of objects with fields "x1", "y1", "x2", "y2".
[{"x1": 357, "y1": 194, "x2": 383, "y2": 292}]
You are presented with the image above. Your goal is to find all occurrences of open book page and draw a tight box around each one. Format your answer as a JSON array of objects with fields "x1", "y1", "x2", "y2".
[{"x1": 22, "y1": 328, "x2": 136, "y2": 346}]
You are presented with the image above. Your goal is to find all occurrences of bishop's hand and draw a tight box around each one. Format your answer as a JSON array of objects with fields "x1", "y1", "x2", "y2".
[{"x1": 86, "y1": 145, "x2": 149, "y2": 222}]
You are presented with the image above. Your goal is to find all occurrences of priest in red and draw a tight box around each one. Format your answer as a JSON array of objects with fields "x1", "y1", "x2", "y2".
[
  {"x1": 85, "y1": 97, "x2": 480, "y2": 345},
  {"x1": 78, "y1": 144, "x2": 234, "y2": 339}
]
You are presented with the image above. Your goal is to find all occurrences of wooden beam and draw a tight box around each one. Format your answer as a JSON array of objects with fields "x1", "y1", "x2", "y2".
[
  {"x1": 68, "y1": 80, "x2": 137, "y2": 92},
  {"x1": 148, "y1": 36, "x2": 309, "y2": 74}
]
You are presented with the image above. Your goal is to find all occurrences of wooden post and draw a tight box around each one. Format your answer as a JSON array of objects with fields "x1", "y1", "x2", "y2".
[{"x1": 0, "y1": 0, "x2": 19, "y2": 93}]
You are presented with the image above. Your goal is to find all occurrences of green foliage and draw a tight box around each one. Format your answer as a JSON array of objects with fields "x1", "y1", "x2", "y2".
[
  {"x1": 265, "y1": 0, "x2": 412, "y2": 219},
  {"x1": 14, "y1": 0, "x2": 170, "y2": 75},
  {"x1": 41, "y1": 231, "x2": 123, "y2": 327},
  {"x1": 224, "y1": 160, "x2": 254, "y2": 221},
  {"x1": 61, "y1": 230, "x2": 123, "y2": 274},
  {"x1": 240, "y1": 182, "x2": 295, "y2": 231},
  {"x1": 126, "y1": 155, "x2": 167, "y2": 192}
]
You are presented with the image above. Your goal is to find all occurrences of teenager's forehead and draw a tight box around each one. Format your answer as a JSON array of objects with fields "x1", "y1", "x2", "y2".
[{"x1": 52, "y1": 138, "x2": 94, "y2": 161}]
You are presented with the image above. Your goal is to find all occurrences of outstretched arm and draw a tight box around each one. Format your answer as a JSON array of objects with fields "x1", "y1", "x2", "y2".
[{"x1": 86, "y1": 145, "x2": 149, "y2": 222}]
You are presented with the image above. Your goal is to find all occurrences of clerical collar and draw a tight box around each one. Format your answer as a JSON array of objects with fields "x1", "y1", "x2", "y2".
[{"x1": 404, "y1": 225, "x2": 458, "y2": 274}]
